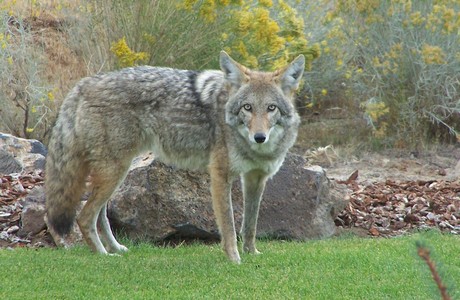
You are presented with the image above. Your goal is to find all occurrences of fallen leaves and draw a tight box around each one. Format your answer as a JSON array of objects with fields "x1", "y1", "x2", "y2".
[
  {"x1": 0, "y1": 171, "x2": 44, "y2": 247},
  {"x1": 335, "y1": 171, "x2": 460, "y2": 236}
]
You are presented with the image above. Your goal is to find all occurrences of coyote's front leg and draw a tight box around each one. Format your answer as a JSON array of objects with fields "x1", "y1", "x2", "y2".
[
  {"x1": 209, "y1": 152, "x2": 240, "y2": 263},
  {"x1": 241, "y1": 170, "x2": 268, "y2": 254}
]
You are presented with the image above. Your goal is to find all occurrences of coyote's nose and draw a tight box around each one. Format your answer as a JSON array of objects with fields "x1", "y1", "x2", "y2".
[{"x1": 254, "y1": 133, "x2": 266, "y2": 144}]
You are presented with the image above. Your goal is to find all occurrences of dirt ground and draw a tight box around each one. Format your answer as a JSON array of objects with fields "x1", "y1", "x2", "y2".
[{"x1": 302, "y1": 143, "x2": 460, "y2": 183}]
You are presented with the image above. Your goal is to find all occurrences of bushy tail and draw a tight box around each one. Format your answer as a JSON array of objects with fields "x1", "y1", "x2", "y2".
[{"x1": 45, "y1": 93, "x2": 88, "y2": 236}]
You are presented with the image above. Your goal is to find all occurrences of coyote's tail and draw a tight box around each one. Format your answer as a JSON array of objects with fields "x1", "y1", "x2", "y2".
[{"x1": 45, "y1": 92, "x2": 88, "y2": 236}]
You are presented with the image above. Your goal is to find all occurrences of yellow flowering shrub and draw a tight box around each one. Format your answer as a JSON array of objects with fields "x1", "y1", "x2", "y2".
[
  {"x1": 110, "y1": 37, "x2": 149, "y2": 68},
  {"x1": 361, "y1": 101, "x2": 390, "y2": 137},
  {"x1": 421, "y1": 44, "x2": 446, "y2": 65},
  {"x1": 181, "y1": 0, "x2": 318, "y2": 70}
]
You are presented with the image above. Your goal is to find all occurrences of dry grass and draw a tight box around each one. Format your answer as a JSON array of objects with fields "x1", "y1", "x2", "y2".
[
  {"x1": 0, "y1": 1, "x2": 89, "y2": 142},
  {"x1": 295, "y1": 116, "x2": 371, "y2": 152}
]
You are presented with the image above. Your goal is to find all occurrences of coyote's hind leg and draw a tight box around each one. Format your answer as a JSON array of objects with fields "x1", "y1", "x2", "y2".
[
  {"x1": 77, "y1": 163, "x2": 129, "y2": 254},
  {"x1": 98, "y1": 203, "x2": 128, "y2": 253}
]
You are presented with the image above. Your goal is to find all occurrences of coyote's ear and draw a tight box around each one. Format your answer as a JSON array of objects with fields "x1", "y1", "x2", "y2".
[
  {"x1": 279, "y1": 55, "x2": 305, "y2": 96},
  {"x1": 220, "y1": 51, "x2": 248, "y2": 88}
]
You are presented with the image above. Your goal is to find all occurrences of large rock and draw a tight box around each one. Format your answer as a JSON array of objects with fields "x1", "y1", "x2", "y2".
[
  {"x1": 108, "y1": 153, "x2": 349, "y2": 243},
  {"x1": 18, "y1": 186, "x2": 47, "y2": 237},
  {"x1": 0, "y1": 150, "x2": 23, "y2": 174},
  {"x1": 0, "y1": 133, "x2": 47, "y2": 174},
  {"x1": 108, "y1": 154, "x2": 220, "y2": 242}
]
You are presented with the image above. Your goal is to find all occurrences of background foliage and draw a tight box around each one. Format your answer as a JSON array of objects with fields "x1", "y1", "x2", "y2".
[{"x1": 0, "y1": 0, "x2": 459, "y2": 148}]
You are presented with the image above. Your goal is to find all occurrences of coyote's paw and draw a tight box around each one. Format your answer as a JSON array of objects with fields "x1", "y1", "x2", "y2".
[
  {"x1": 118, "y1": 244, "x2": 129, "y2": 252},
  {"x1": 243, "y1": 245, "x2": 261, "y2": 255},
  {"x1": 225, "y1": 249, "x2": 241, "y2": 264},
  {"x1": 107, "y1": 243, "x2": 129, "y2": 254},
  {"x1": 251, "y1": 249, "x2": 262, "y2": 255},
  {"x1": 229, "y1": 253, "x2": 242, "y2": 264}
]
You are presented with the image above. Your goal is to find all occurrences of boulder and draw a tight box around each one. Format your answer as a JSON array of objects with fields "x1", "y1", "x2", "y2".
[
  {"x1": 0, "y1": 133, "x2": 47, "y2": 174},
  {"x1": 108, "y1": 154, "x2": 219, "y2": 242},
  {"x1": 108, "y1": 153, "x2": 349, "y2": 243},
  {"x1": 0, "y1": 150, "x2": 23, "y2": 174},
  {"x1": 18, "y1": 186, "x2": 47, "y2": 237}
]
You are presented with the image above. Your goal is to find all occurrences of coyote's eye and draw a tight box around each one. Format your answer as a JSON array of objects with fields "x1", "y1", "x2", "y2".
[
  {"x1": 243, "y1": 104, "x2": 252, "y2": 111},
  {"x1": 267, "y1": 105, "x2": 277, "y2": 111}
]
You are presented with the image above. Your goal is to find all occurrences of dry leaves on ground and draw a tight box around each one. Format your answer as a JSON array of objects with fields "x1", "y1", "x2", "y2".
[
  {"x1": 0, "y1": 171, "x2": 44, "y2": 247},
  {"x1": 335, "y1": 171, "x2": 460, "y2": 236}
]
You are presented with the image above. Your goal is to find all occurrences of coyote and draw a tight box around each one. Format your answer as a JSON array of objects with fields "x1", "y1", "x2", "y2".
[{"x1": 45, "y1": 51, "x2": 305, "y2": 263}]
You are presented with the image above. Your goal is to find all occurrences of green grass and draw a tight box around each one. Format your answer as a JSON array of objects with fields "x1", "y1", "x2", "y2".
[{"x1": 0, "y1": 231, "x2": 458, "y2": 299}]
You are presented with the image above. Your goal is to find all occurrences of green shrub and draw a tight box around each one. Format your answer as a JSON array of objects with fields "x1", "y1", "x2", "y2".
[
  {"x1": 326, "y1": 0, "x2": 460, "y2": 146},
  {"x1": 69, "y1": 0, "x2": 228, "y2": 70}
]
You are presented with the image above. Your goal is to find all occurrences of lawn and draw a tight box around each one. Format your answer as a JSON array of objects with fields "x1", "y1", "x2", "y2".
[{"x1": 0, "y1": 231, "x2": 458, "y2": 299}]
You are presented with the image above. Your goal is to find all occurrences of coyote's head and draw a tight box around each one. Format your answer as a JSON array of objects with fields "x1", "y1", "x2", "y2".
[{"x1": 220, "y1": 51, "x2": 305, "y2": 147}]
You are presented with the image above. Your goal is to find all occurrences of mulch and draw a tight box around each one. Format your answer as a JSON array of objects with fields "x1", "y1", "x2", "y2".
[
  {"x1": 335, "y1": 171, "x2": 460, "y2": 236},
  {"x1": 1, "y1": 171, "x2": 459, "y2": 248},
  {"x1": 0, "y1": 171, "x2": 46, "y2": 248}
]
